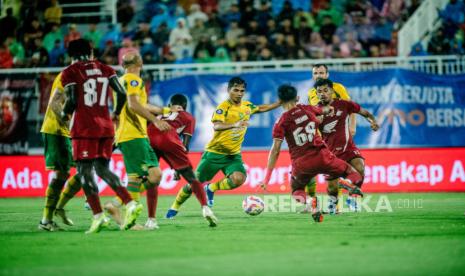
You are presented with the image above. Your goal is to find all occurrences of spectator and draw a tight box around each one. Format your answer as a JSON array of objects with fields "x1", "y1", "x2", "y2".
[
  {"x1": 354, "y1": 17, "x2": 375, "y2": 50},
  {"x1": 43, "y1": 24, "x2": 63, "y2": 52},
  {"x1": 236, "y1": 47, "x2": 251, "y2": 61},
  {"x1": 100, "y1": 40, "x2": 118, "y2": 65},
  {"x1": 277, "y1": 0, "x2": 295, "y2": 22},
  {"x1": 336, "y1": 14, "x2": 356, "y2": 39},
  {"x1": 373, "y1": 17, "x2": 393, "y2": 45},
  {"x1": 304, "y1": 32, "x2": 326, "y2": 59},
  {"x1": 175, "y1": 48, "x2": 195, "y2": 64},
  {"x1": 44, "y1": 0, "x2": 62, "y2": 32},
  {"x1": 293, "y1": 8, "x2": 315, "y2": 30},
  {"x1": 100, "y1": 24, "x2": 121, "y2": 49},
  {"x1": 152, "y1": 22, "x2": 170, "y2": 48},
  {"x1": 319, "y1": 16, "x2": 337, "y2": 44},
  {"x1": 205, "y1": 11, "x2": 224, "y2": 40},
  {"x1": 213, "y1": 47, "x2": 231, "y2": 63},
  {"x1": 169, "y1": 18, "x2": 193, "y2": 60},
  {"x1": 133, "y1": 22, "x2": 157, "y2": 59},
  {"x1": 428, "y1": 28, "x2": 451, "y2": 55},
  {"x1": 255, "y1": 1, "x2": 273, "y2": 30},
  {"x1": 226, "y1": 21, "x2": 244, "y2": 48},
  {"x1": 29, "y1": 38, "x2": 49, "y2": 67},
  {"x1": 271, "y1": 33, "x2": 287, "y2": 59},
  {"x1": 317, "y1": 1, "x2": 343, "y2": 27},
  {"x1": 64, "y1": 24, "x2": 81, "y2": 48},
  {"x1": 278, "y1": 18, "x2": 295, "y2": 37},
  {"x1": 245, "y1": 19, "x2": 262, "y2": 37},
  {"x1": 23, "y1": 18, "x2": 44, "y2": 52},
  {"x1": 257, "y1": 47, "x2": 273, "y2": 61},
  {"x1": 0, "y1": 8, "x2": 18, "y2": 38},
  {"x1": 150, "y1": 3, "x2": 170, "y2": 32},
  {"x1": 194, "y1": 35, "x2": 215, "y2": 59},
  {"x1": 340, "y1": 32, "x2": 362, "y2": 57},
  {"x1": 296, "y1": 17, "x2": 313, "y2": 46},
  {"x1": 187, "y1": 3, "x2": 208, "y2": 28},
  {"x1": 191, "y1": 18, "x2": 208, "y2": 46},
  {"x1": 167, "y1": 5, "x2": 187, "y2": 30},
  {"x1": 265, "y1": 18, "x2": 278, "y2": 40},
  {"x1": 6, "y1": 36, "x2": 25, "y2": 66},
  {"x1": 83, "y1": 23, "x2": 103, "y2": 50},
  {"x1": 0, "y1": 39, "x2": 14, "y2": 68},
  {"x1": 117, "y1": 0, "x2": 135, "y2": 25},
  {"x1": 49, "y1": 39, "x2": 66, "y2": 66},
  {"x1": 284, "y1": 34, "x2": 299, "y2": 59},
  {"x1": 223, "y1": 4, "x2": 241, "y2": 26},
  {"x1": 239, "y1": 2, "x2": 256, "y2": 29},
  {"x1": 120, "y1": 23, "x2": 136, "y2": 40},
  {"x1": 118, "y1": 38, "x2": 138, "y2": 65}
]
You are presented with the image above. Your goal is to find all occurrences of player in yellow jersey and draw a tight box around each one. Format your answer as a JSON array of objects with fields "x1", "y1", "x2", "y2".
[
  {"x1": 305, "y1": 64, "x2": 357, "y2": 213},
  {"x1": 103, "y1": 51, "x2": 174, "y2": 230},
  {"x1": 39, "y1": 72, "x2": 82, "y2": 231},
  {"x1": 166, "y1": 77, "x2": 281, "y2": 216}
]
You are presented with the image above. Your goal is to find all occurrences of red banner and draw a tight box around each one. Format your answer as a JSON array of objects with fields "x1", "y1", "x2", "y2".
[{"x1": 1, "y1": 148, "x2": 465, "y2": 197}]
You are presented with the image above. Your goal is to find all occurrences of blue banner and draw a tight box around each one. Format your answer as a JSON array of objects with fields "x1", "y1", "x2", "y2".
[{"x1": 150, "y1": 69, "x2": 465, "y2": 151}]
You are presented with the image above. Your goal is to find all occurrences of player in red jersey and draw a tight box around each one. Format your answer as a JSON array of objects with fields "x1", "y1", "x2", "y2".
[
  {"x1": 60, "y1": 39, "x2": 143, "y2": 233},
  {"x1": 147, "y1": 94, "x2": 217, "y2": 226},
  {"x1": 259, "y1": 84, "x2": 363, "y2": 222},
  {"x1": 315, "y1": 78, "x2": 379, "y2": 214}
]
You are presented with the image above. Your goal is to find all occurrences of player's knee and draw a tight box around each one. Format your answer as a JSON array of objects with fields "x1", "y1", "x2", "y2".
[
  {"x1": 230, "y1": 172, "x2": 246, "y2": 187},
  {"x1": 327, "y1": 180, "x2": 339, "y2": 196},
  {"x1": 54, "y1": 170, "x2": 70, "y2": 181},
  {"x1": 147, "y1": 166, "x2": 162, "y2": 185}
]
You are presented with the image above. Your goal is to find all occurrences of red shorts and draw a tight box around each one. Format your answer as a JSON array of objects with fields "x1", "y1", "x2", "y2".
[
  {"x1": 334, "y1": 148, "x2": 364, "y2": 163},
  {"x1": 149, "y1": 132, "x2": 192, "y2": 170},
  {"x1": 291, "y1": 147, "x2": 352, "y2": 189},
  {"x1": 72, "y1": 137, "x2": 113, "y2": 161}
]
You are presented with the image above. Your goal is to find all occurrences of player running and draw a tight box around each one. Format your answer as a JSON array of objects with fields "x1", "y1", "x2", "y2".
[
  {"x1": 166, "y1": 77, "x2": 281, "y2": 215},
  {"x1": 148, "y1": 94, "x2": 217, "y2": 226},
  {"x1": 315, "y1": 79, "x2": 379, "y2": 213},
  {"x1": 303, "y1": 63, "x2": 357, "y2": 212},
  {"x1": 102, "y1": 51, "x2": 173, "y2": 230},
  {"x1": 39, "y1": 71, "x2": 82, "y2": 231},
  {"x1": 60, "y1": 39, "x2": 142, "y2": 234},
  {"x1": 259, "y1": 84, "x2": 364, "y2": 222}
]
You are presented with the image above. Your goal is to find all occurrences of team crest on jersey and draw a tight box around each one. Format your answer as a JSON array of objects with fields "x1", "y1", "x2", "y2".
[
  {"x1": 322, "y1": 120, "x2": 338, "y2": 133},
  {"x1": 130, "y1": 80, "x2": 139, "y2": 87},
  {"x1": 216, "y1": 109, "x2": 223, "y2": 114}
]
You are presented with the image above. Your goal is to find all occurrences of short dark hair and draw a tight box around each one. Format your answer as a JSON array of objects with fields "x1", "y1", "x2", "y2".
[
  {"x1": 228, "y1": 77, "x2": 246, "y2": 90},
  {"x1": 277, "y1": 84, "x2": 297, "y2": 102},
  {"x1": 169, "y1": 94, "x2": 188, "y2": 110},
  {"x1": 68, "y1": 39, "x2": 92, "y2": 59},
  {"x1": 314, "y1": 78, "x2": 333, "y2": 89},
  {"x1": 313, "y1": 63, "x2": 328, "y2": 72}
]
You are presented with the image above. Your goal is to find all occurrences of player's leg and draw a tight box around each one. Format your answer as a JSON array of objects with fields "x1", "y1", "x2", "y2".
[
  {"x1": 290, "y1": 174, "x2": 322, "y2": 222},
  {"x1": 144, "y1": 165, "x2": 162, "y2": 230},
  {"x1": 76, "y1": 160, "x2": 110, "y2": 234},
  {"x1": 345, "y1": 157, "x2": 365, "y2": 212},
  {"x1": 322, "y1": 152, "x2": 363, "y2": 196},
  {"x1": 300, "y1": 177, "x2": 317, "y2": 213},
  {"x1": 177, "y1": 167, "x2": 217, "y2": 227},
  {"x1": 93, "y1": 158, "x2": 143, "y2": 230},
  {"x1": 205, "y1": 153, "x2": 247, "y2": 206},
  {"x1": 39, "y1": 134, "x2": 71, "y2": 231},
  {"x1": 326, "y1": 178, "x2": 340, "y2": 215},
  {"x1": 167, "y1": 151, "x2": 220, "y2": 214}
]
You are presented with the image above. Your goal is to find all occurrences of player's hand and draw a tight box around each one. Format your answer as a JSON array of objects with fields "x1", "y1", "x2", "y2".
[
  {"x1": 370, "y1": 121, "x2": 380, "y2": 131},
  {"x1": 153, "y1": 119, "x2": 172, "y2": 132},
  {"x1": 233, "y1": 121, "x2": 248, "y2": 128},
  {"x1": 259, "y1": 181, "x2": 268, "y2": 191}
]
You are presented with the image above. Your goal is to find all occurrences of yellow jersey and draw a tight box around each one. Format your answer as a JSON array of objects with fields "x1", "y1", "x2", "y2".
[
  {"x1": 205, "y1": 100, "x2": 259, "y2": 155},
  {"x1": 40, "y1": 73, "x2": 70, "y2": 137},
  {"x1": 308, "y1": 82, "x2": 350, "y2": 106},
  {"x1": 115, "y1": 73, "x2": 148, "y2": 143}
]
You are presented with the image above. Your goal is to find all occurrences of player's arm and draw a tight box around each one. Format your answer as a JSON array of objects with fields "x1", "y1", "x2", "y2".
[
  {"x1": 61, "y1": 84, "x2": 77, "y2": 122},
  {"x1": 50, "y1": 88, "x2": 65, "y2": 118},
  {"x1": 338, "y1": 84, "x2": 357, "y2": 136},
  {"x1": 182, "y1": 134, "x2": 192, "y2": 152},
  {"x1": 145, "y1": 104, "x2": 180, "y2": 115},
  {"x1": 255, "y1": 101, "x2": 281, "y2": 113},
  {"x1": 260, "y1": 138, "x2": 283, "y2": 190},
  {"x1": 213, "y1": 120, "x2": 248, "y2": 131},
  {"x1": 109, "y1": 76, "x2": 127, "y2": 116},
  {"x1": 358, "y1": 108, "x2": 379, "y2": 131},
  {"x1": 127, "y1": 94, "x2": 171, "y2": 131}
]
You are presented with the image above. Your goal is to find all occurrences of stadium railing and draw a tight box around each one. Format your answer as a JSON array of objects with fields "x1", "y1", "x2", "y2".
[{"x1": 1, "y1": 55, "x2": 465, "y2": 80}]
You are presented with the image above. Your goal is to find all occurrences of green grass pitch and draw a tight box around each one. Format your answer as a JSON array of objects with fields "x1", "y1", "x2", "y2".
[{"x1": 1, "y1": 193, "x2": 465, "y2": 275}]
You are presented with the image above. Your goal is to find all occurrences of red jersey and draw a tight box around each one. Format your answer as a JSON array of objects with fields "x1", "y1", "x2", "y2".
[
  {"x1": 272, "y1": 104, "x2": 326, "y2": 160},
  {"x1": 318, "y1": 99, "x2": 361, "y2": 155},
  {"x1": 61, "y1": 60, "x2": 117, "y2": 138},
  {"x1": 147, "y1": 110, "x2": 195, "y2": 145}
]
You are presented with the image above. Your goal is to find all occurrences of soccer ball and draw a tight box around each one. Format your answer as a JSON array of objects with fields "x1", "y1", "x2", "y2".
[{"x1": 242, "y1": 195, "x2": 265, "y2": 216}]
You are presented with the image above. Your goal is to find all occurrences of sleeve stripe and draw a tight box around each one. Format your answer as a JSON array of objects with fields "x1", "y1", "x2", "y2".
[
  {"x1": 273, "y1": 138, "x2": 284, "y2": 141},
  {"x1": 63, "y1": 83, "x2": 76, "y2": 88}
]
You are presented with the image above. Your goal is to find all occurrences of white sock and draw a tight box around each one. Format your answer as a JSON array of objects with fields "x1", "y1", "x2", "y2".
[{"x1": 93, "y1": 212, "x2": 103, "y2": 219}]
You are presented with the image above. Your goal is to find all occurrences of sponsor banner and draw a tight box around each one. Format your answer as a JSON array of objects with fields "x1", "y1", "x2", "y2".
[
  {"x1": 1, "y1": 148, "x2": 464, "y2": 197},
  {"x1": 0, "y1": 73, "x2": 35, "y2": 155},
  {"x1": 149, "y1": 69, "x2": 465, "y2": 150}
]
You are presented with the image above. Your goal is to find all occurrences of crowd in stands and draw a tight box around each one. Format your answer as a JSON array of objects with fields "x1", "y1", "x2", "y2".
[{"x1": 0, "y1": 0, "x2": 427, "y2": 68}]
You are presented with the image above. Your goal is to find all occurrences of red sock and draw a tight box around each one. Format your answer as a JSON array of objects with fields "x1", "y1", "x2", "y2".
[
  {"x1": 292, "y1": 189, "x2": 307, "y2": 204},
  {"x1": 115, "y1": 186, "x2": 132, "y2": 204},
  {"x1": 86, "y1": 194, "x2": 103, "y2": 215},
  {"x1": 146, "y1": 185, "x2": 158, "y2": 218},
  {"x1": 190, "y1": 180, "x2": 207, "y2": 206}
]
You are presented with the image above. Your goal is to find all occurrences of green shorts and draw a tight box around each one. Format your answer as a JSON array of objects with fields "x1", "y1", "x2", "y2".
[
  {"x1": 195, "y1": 151, "x2": 246, "y2": 182},
  {"x1": 43, "y1": 133, "x2": 74, "y2": 172},
  {"x1": 119, "y1": 138, "x2": 159, "y2": 177}
]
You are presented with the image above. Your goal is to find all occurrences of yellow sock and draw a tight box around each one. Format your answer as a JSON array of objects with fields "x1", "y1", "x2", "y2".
[
  {"x1": 305, "y1": 177, "x2": 317, "y2": 197},
  {"x1": 171, "y1": 184, "x2": 192, "y2": 210},
  {"x1": 129, "y1": 191, "x2": 141, "y2": 202},
  {"x1": 56, "y1": 175, "x2": 81, "y2": 209},
  {"x1": 209, "y1": 178, "x2": 234, "y2": 192}
]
